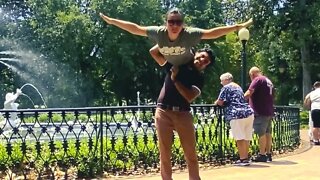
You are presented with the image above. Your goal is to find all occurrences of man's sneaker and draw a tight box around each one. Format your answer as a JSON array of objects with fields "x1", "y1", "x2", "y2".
[
  {"x1": 266, "y1": 153, "x2": 272, "y2": 162},
  {"x1": 252, "y1": 154, "x2": 267, "y2": 162},
  {"x1": 234, "y1": 159, "x2": 251, "y2": 166},
  {"x1": 313, "y1": 141, "x2": 320, "y2": 145}
]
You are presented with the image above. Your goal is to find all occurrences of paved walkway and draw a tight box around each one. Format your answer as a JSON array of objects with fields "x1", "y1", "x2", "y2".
[{"x1": 111, "y1": 130, "x2": 320, "y2": 180}]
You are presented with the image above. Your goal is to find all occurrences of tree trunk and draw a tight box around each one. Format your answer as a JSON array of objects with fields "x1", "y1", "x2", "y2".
[
  {"x1": 299, "y1": 0, "x2": 311, "y2": 99},
  {"x1": 301, "y1": 41, "x2": 311, "y2": 98}
]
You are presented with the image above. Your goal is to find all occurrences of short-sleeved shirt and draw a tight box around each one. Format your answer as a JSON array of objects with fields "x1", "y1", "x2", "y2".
[
  {"x1": 310, "y1": 88, "x2": 320, "y2": 110},
  {"x1": 146, "y1": 26, "x2": 203, "y2": 66},
  {"x1": 157, "y1": 62, "x2": 204, "y2": 108},
  {"x1": 218, "y1": 83, "x2": 253, "y2": 121},
  {"x1": 248, "y1": 76, "x2": 274, "y2": 116}
]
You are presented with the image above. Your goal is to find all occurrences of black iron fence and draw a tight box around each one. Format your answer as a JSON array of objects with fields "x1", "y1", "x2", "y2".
[{"x1": 0, "y1": 105, "x2": 300, "y2": 179}]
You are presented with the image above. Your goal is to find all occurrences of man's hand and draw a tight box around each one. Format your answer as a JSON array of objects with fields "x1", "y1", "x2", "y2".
[
  {"x1": 99, "y1": 13, "x2": 112, "y2": 24},
  {"x1": 170, "y1": 66, "x2": 179, "y2": 82}
]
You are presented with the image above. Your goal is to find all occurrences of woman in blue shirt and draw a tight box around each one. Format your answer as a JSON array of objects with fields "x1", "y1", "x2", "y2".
[
  {"x1": 215, "y1": 72, "x2": 254, "y2": 166},
  {"x1": 100, "y1": 8, "x2": 252, "y2": 66}
]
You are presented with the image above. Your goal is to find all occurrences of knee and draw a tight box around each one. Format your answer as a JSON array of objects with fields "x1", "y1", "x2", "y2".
[{"x1": 185, "y1": 154, "x2": 198, "y2": 164}]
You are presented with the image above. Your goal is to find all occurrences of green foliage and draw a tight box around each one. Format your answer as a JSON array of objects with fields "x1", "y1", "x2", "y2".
[
  {"x1": 300, "y1": 110, "x2": 309, "y2": 126},
  {"x1": 1, "y1": 0, "x2": 320, "y2": 106},
  {"x1": 0, "y1": 138, "x2": 101, "y2": 178}
]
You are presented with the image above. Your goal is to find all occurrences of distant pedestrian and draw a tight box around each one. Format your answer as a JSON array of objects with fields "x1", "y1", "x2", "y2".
[
  {"x1": 304, "y1": 81, "x2": 320, "y2": 145},
  {"x1": 304, "y1": 91, "x2": 314, "y2": 141}
]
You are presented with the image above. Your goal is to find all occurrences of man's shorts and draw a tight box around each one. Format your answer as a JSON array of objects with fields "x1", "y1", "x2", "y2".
[
  {"x1": 253, "y1": 115, "x2": 273, "y2": 136},
  {"x1": 311, "y1": 109, "x2": 320, "y2": 128}
]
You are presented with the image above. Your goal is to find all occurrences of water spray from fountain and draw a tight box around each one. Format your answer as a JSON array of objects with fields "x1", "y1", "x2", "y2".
[
  {"x1": 0, "y1": 50, "x2": 19, "y2": 56},
  {"x1": 0, "y1": 60, "x2": 14, "y2": 69},
  {"x1": 20, "y1": 94, "x2": 36, "y2": 107},
  {"x1": 20, "y1": 83, "x2": 47, "y2": 108},
  {"x1": 0, "y1": 57, "x2": 20, "y2": 62}
]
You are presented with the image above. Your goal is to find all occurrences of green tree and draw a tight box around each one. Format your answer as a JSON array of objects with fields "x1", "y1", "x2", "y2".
[
  {"x1": 96, "y1": 0, "x2": 164, "y2": 105},
  {"x1": 246, "y1": 0, "x2": 320, "y2": 103}
]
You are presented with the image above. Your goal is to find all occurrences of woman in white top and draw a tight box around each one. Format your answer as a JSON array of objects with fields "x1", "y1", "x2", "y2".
[{"x1": 304, "y1": 81, "x2": 320, "y2": 145}]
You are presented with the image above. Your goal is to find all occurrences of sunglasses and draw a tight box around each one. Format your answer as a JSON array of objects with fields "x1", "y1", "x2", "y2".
[{"x1": 167, "y1": 20, "x2": 183, "y2": 26}]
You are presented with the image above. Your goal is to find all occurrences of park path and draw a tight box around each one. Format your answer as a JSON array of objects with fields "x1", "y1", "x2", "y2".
[{"x1": 109, "y1": 130, "x2": 320, "y2": 180}]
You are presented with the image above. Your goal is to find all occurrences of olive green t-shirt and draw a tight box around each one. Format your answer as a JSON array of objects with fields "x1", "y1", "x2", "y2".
[{"x1": 146, "y1": 26, "x2": 203, "y2": 66}]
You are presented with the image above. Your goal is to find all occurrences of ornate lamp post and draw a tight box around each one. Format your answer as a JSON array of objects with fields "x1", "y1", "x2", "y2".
[{"x1": 238, "y1": 28, "x2": 250, "y2": 90}]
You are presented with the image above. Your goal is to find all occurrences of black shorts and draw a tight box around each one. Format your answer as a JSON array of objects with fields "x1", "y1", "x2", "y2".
[{"x1": 311, "y1": 109, "x2": 320, "y2": 128}]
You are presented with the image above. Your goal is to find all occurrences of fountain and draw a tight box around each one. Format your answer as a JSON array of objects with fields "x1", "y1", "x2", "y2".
[
  {"x1": 0, "y1": 85, "x2": 42, "y2": 130},
  {"x1": 0, "y1": 44, "x2": 96, "y2": 140},
  {"x1": 0, "y1": 88, "x2": 22, "y2": 129},
  {"x1": 0, "y1": 46, "x2": 84, "y2": 108},
  {"x1": 0, "y1": 85, "x2": 97, "y2": 142},
  {"x1": 1, "y1": 49, "x2": 149, "y2": 139}
]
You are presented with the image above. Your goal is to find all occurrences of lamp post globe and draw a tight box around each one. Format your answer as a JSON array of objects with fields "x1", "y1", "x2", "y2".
[
  {"x1": 238, "y1": 28, "x2": 250, "y2": 41},
  {"x1": 279, "y1": 67, "x2": 285, "y2": 74},
  {"x1": 238, "y1": 28, "x2": 250, "y2": 90}
]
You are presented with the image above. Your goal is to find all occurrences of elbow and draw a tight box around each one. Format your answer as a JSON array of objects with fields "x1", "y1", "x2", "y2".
[
  {"x1": 186, "y1": 88, "x2": 201, "y2": 103},
  {"x1": 186, "y1": 93, "x2": 199, "y2": 103},
  {"x1": 187, "y1": 97, "x2": 195, "y2": 103},
  {"x1": 149, "y1": 47, "x2": 158, "y2": 57},
  {"x1": 149, "y1": 49, "x2": 155, "y2": 56},
  {"x1": 216, "y1": 101, "x2": 224, "y2": 106},
  {"x1": 243, "y1": 93, "x2": 250, "y2": 99},
  {"x1": 149, "y1": 50, "x2": 156, "y2": 59}
]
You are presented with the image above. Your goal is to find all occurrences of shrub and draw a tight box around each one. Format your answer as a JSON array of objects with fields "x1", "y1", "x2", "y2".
[{"x1": 300, "y1": 110, "x2": 309, "y2": 126}]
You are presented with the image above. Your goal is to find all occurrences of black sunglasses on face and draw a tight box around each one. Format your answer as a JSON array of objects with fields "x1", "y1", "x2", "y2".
[{"x1": 167, "y1": 20, "x2": 183, "y2": 26}]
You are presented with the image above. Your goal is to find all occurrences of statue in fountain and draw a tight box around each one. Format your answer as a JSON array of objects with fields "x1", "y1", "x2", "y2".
[
  {"x1": 0, "y1": 88, "x2": 22, "y2": 129},
  {"x1": 4, "y1": 88, "x2": 22, "y2": 110}
]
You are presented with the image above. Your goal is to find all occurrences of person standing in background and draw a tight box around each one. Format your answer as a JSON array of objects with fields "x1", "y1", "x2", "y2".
[
  {"x1": 304, "y1": 89, "x2": 314, "y2": 142},
  {"x1": 244, "y1": 67, "x2": 275, "y2": 162},
  {"x1": 304, "y1": 81, "x2": 320, "y2": 145},
  {"x1": 215, "y1": 72, "x2": 254, "y2": 166}
]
